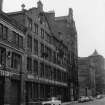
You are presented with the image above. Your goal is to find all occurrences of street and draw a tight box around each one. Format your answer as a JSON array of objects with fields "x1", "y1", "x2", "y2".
[
  {"x1": 75, "y1": 98, "x2": 105, "y2": 105},
  {"x1": 62, "y1": 97, "x2": 105, "y2": 105}
]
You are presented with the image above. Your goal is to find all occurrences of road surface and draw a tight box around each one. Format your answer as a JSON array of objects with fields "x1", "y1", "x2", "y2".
[{"x1": 62, "y1": 97, "x2": 105, "y2": 105}]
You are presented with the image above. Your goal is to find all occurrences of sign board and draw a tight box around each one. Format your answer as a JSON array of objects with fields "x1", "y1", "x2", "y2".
[{"x1": 0, "y1": 70, "x2": 13, "y2": 77}]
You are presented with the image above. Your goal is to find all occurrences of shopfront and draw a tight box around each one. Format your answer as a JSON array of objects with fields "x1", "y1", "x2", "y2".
[{"x1": 0, "y1": 69, "x2": 21, "y2": 105}]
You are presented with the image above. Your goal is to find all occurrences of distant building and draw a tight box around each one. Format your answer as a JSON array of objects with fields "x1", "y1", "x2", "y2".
[
  {"x1": 78, "y1": 50, "x2": 105, "y2": 97},
  {"x1": 0, "y1": 0, "x2": 78, "y2": 105},
  {"x1": 78, "y1": 57, "x2": 96, "y2": 97},
  {"x1": 89, "y1": 50, "x2": 105, "y2": 94}
]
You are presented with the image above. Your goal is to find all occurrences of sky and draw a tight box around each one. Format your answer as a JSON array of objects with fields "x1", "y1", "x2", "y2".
[{"x1": 2, "y1": 0, "x2": 105, "y2": 58}]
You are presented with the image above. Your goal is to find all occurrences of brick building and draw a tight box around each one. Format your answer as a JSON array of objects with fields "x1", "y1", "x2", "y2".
[
  {"x1": 0, "y1": 0, "x2": 78, "y2": 105},
  {"x1": 0, "y1": 7, "x2": 25, "y2": 105},
  {"x1": 78, "y1": 57, "x2": 96, "y2": 97},
  {"x1": 89, "y1": 50, "x2": 105, "y2": 94},
  {"x1": 78, "y1": 50, "x2": 105, "y2": 97}
]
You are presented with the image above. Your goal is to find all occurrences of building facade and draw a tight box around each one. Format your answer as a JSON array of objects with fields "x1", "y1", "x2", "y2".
[
  {"x1": 0, "y1": 0, "x2": 78, "y2": 105},
  {"x1": 0, "y1": 10, "x2": 25, "y2": 105}
]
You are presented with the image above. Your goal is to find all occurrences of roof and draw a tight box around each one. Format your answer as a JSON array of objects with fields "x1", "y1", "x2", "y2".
[
  {"x1": 44, "y1": 12, "x2": 68, "y2": 46},
  {"x1": 91, "y1": 49, "x2": 99, "y2": 56},
  {"x1": 0, "y1": 11, "x2": 26, "y2": 33},
  {"x1": 55, "y1": 16, "x2": 68, "y2": 21}
]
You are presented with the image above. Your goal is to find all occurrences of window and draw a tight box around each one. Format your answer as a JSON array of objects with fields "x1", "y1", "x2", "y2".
[
  {"x1": 34, "y1": 23, "x2": 38, "y2": 34},
  {"x1": 50, "y1": 68, "x2": 53, "y2": 80},
  {"x1": 3, "y1": 26, "x2": 8, "y2": 40},
  {"x1": 45, "y1": 32, "x2": 51, "y2": 43},
  {"x1": 54, "y1": 68, "x2": 57, "y2": 81},
  {"x1": 0, "y1": 24, "x2": 23, "y2": 48},
  {"x1": 27, "y1": 35, "x2": 32, "y2": 51},
  {"x1": 11, "y1": 52, "x2": 21, "y2": 70},
  {"x1": 15, "y1": 33, "x2": 19, "y2": 46},
  {"x1": 27, "y1": 57, "x2": 32, "y2": 72},
  {"x1": 40, "y1": 43, "x2": 44, "y2": 57},
  {"x1": 0, "y1": 23, "x2": 3, "y2": 39},
  {"x1": 12, "y1": 31, "x2": 23, "y2": 48},
  {"x1": 33, "y1": 83, "x2": 38, "y2": 98},
  {"x1": 33, "y1": 60, "x2": 38, "y2": 75},
  {"x1": 44, "y1": 46, "x2": 49, "y2": 59},
  {"x1": 45, "y1": 64, "x2": 49, "y2": 78},
  {"x1": 34, "y1": 39, "x2": 38, "y2": 55},
  {"x1": 27, "y1": 82, "x2": 33, "y2": 99},
  {"x1": 0, "y1": 23, "x2": 8, "y2": 40},
  {"x1": 40, "y1": 85, "x2": 45, "y2": 97},
  {"x1": 58, "y1": 70, "x2": 61, "y2": 81},
  {"x1": 63, "y1": 72, "x2": 67, "y2": 82},
  {"x1": 0, "y1": 47, "x2": 6, "y2": 67},
  {"x1": 48, "y1": 66, "x2": 51, "y2": 79},
  {"x1": 19, "y1": 36, "x2": 23, "y2": 48},
  {"x1": 8, "y1": 29, "x2": 13, "y2": 42},
  {"x1": 27, "y1": 17, "x2": 32, "y2": 30},
  {"x1": 40, "y1": 62, "x2": 44, "y2": 77},
  {"x1": 12, "y1": 31, "x2": 17, "y2": 44},
  {"x1": 53, "y1": 51, "x2": 56, "y2": 63},
  {"x1": 48, "y1": 47, "x2": 52, "y2": 61},
  {"x1": 41, "y1": 28, "x2": 44, "y2": 39}
]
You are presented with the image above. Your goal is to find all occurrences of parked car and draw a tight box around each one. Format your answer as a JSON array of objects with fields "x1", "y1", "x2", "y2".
[
  {"x1": 42, "y1": 97, "x2": 61, "y2": 105},
  {"x1": 78, "y1": 96, "x2": 88, "y2": 103},
  {"x1": 96, "y1": 94, "x2": 104, "y2": 99}
]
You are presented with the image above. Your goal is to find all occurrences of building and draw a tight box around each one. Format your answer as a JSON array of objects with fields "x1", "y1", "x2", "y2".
[
  {"x1": 78, "y1": 57, "x2": 96, "y2": 97},
  {"x1": 0, "y1": 6, "x2": 25, "y2": 105},
  {"x1": 89, "y1": 50, "x2": 105, "y2": 94},
  {"x1": 78, "y1": 50, "x2": 105, "y2": 97},
  {"x1": 0, "y1": 0, "x2": 78, "y2": 105}
]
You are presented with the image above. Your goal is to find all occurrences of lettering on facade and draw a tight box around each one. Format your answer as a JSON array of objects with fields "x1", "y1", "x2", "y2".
[
  {"x1": 0, "y1": 70, "x2": 18, "y2": 77},
  {"x1": 0, "y1": 70, "x2": 13, "y2": 77}
]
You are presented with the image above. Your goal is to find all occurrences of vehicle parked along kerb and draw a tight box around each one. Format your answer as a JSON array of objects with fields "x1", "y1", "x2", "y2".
[{"x1": 42, "y1": 97, "x2": 61, "y2": 105}]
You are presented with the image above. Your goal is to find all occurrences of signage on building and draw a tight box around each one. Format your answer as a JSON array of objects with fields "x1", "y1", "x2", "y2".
[{"x1": 0, "y1": 70, "x2": 13, "y2": 77}]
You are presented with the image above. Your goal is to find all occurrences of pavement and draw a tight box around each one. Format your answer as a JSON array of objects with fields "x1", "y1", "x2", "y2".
[{"x1": 62, "y1": 97, "x2": 105, "y2": 105}]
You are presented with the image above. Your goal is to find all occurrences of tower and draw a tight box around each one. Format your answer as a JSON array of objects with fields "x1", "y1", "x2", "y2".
[{"x1": 37, "y1": 0, "x2": 43, "y2": 11}]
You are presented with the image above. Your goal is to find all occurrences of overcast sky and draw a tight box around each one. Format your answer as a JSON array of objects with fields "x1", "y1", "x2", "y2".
[{"x1": 2, "y1": 0, "x2": 105, "y2": 57}]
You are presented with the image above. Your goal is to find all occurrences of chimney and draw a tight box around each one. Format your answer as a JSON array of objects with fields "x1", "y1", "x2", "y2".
[
  {"x1": 68, "y1": 8, "x2": 73, "y2": 20},
  {"x1": 0, "y1": 0, "x2": 3, "y2": 11},
  {"x1": 37, "y1": 0, "x2": 43, "y2": 12}
]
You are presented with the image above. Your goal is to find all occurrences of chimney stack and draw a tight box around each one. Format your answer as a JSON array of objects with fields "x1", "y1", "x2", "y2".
[
  {"x1": 68, "y1": 8, "x2": 73, "y2": 20},
  {"x1": 0, "y1": 0, "x2": 3, "y2": 11}
]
